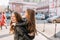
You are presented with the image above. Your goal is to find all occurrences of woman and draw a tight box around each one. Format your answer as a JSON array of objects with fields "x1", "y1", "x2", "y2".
[
  {"x1": 25, "y1": 9, "x2": 37, "y2": 40},
  {"x1": 0, "y1": 12, "x2": 7, "y2": 29},
  {"x1": 10, "y1": 12, "x2": 32, "y2": 40},
  {"x1": 1, "y1": 12, "x2": 7, "y2": 29}
]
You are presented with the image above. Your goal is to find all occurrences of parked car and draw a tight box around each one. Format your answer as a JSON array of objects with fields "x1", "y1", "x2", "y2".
[
  {"x1": 6, "y1": 12, "x2": 11, "y2": 19},
  {"x1": 46, "y1": 16, "x2": 60, "y2": 23},
  {"x1": 53, "y1": 18, "x2": 60, "y2": 23},
  {"x1": 35, "y1": 13, "x2": 45, "y2": 20},
  {"x1": 45, "y1": 15, "x2": 49, "y2": 19}
]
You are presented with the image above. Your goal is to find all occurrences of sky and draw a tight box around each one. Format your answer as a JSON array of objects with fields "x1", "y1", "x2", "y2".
[{"x1": 0, "y1": 0, "x2": 9, "y2": 6}]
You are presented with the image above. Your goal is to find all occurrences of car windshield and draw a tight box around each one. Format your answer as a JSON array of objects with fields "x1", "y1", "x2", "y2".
[{"x1": 49, "y1": 16, "x2": 59, "y2": 19}]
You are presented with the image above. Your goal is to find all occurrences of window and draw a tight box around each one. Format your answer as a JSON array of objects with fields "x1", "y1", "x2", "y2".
[
  {"x1": 24, "y1": 0, "x2": 30, "y2": 2},
  {"x1": 24, "y1": 0, "x2": 41, "y2": 3},
  {"x1": 33, "y1": 0, "x2": 41, "y2": 3}
]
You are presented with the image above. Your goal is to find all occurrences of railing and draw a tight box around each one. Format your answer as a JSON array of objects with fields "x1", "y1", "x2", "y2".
[{"x1": 36, "y1": 20, "x2": 60, "y2": 38}]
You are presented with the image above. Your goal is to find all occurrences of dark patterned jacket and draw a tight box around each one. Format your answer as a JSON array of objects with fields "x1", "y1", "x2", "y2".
[{"x1": 14, "y1": 20, "x2": 33, "y2": 40}]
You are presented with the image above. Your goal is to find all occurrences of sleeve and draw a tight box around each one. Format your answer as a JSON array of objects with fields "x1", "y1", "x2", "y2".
[
  {"x1": 15, "y1": 25, "x2": 24, "y2": 36},
  {"x1": 15, "y1": 20, "x2": 28, "y2": 27}
]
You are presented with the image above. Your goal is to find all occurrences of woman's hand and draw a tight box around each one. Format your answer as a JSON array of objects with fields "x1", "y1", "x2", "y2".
[
  {"x1": 9, "y1": 30, "x2": 14, "y2": 35},
  {"x1": 12, "y1": 23, "x2": 16, "y2": 26},
  {"x1": 28, "y1": 32, "x2": 34, "y2": 36}
]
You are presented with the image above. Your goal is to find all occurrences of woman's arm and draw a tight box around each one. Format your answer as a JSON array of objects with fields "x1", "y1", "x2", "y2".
[{"x1": 16, "y1": 20, "x2": 28, "y2": 26}]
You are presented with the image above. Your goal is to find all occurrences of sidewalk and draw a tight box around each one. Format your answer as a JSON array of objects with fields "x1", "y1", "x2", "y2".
[
  {"x1": 0, "y1": 23, "x2": 60, "y2": 40},
  {"x1": 36, "y1": 23, "x2": 60, "y2": 40},
  {"x1": 0, "y1": 26, "x2": 48, "y2": 40},
  {"x1": 0, "y1": 26, "x2": 14, "y2": 40}
]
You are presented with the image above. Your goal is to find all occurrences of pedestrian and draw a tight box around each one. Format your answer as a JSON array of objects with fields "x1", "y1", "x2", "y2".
[
  {"x1": 24, "y1": 9, "x2": 37, "y2": 40},
  {"x1": 10, "y1": 12, "x2": 32, "y2": 40},
  {"x1": 0, "y1": 12, "x2": 2, "y2": 29},
  {"x1": 1, "y1": 12, "x2": 7, "y2": 29}
]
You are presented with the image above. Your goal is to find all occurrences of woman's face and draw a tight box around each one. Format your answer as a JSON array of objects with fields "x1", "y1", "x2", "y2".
[
  {"x1": 25, "y1": 11, "x2": 28, "y2": 17},
  {"x1": 11, "y1": 13, "x2": 17, "y2": 23}
]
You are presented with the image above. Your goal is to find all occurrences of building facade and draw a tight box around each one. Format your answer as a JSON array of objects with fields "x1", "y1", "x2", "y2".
[
  {"x1": 9, "y1": 0, "x2": 38, "y2": 13},
  {"x1": 9, "y1": 0, "x2": 23, "y2": 13},
  {"x1": 9, "y1": 0, "x2": 60, "y2": 16},
  {"x1": 36, "y1": 0, "x2": 60, "y2": 16}
]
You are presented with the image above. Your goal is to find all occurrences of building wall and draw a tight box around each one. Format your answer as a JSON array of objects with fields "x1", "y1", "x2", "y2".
[
  {"x1": 0, "y1": 6, "x2": 6, "y2": 12},
  {"x1": 36, "y1": 0, "x2": 49, "y2": 13},
  {"x1": 9, "y1": 0, "x2": 23, "y2": 3},
  {"x1": 9, "y1": 0, "x2": 23, "y2": 13},
  {"x1": 36, "y1": 0, "x2": 60, "y2": 16},
  {"x1": 24, "y1": 0, "x2": 41, "y2": 3},
  {"x1": 9, "y1": 0, "x2": 38, "y2": 13},
  {"x1": 10, "y1": 3, "x2": 23, "y2": 13}
]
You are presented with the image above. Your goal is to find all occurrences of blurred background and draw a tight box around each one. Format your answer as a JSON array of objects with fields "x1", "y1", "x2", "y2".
[
  {"x1": 9, "y1": 0, "x2": 60, "y2": 23},
  {"x1": 0, "y1": 0, "x2": 60, "y2": 23}
]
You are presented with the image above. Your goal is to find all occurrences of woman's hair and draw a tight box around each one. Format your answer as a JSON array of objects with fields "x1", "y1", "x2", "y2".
[
  {"x1": 10, "y1": 12, "x2": 23, "y2": 32},
  {"x1": 26, "y1": 9, "x2": 36, "y2": 33},
  {"x1": 2, "y1": 12, "x2": 5, "y2": 14}
]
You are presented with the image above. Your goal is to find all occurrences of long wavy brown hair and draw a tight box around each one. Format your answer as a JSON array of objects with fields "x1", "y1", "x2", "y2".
[
  {"x1": 26, "y1": 9, "x2": 37, "y2": 34},
  {"x1": 10, "y1": 12, "x2": 23, "y2": 33}
]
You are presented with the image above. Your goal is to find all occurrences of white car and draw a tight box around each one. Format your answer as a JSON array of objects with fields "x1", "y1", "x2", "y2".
[
  {"x1": 46, "y1": 16, "x2": 60, "y2": 23},
  {"x1": 35, "y1": 13, "x2": 45, "y2": 20}
]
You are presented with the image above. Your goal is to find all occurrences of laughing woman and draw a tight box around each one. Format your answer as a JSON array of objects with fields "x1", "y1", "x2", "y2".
[{"x1": 10, "y1": 12, "x2": 32, "y2": 40}]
